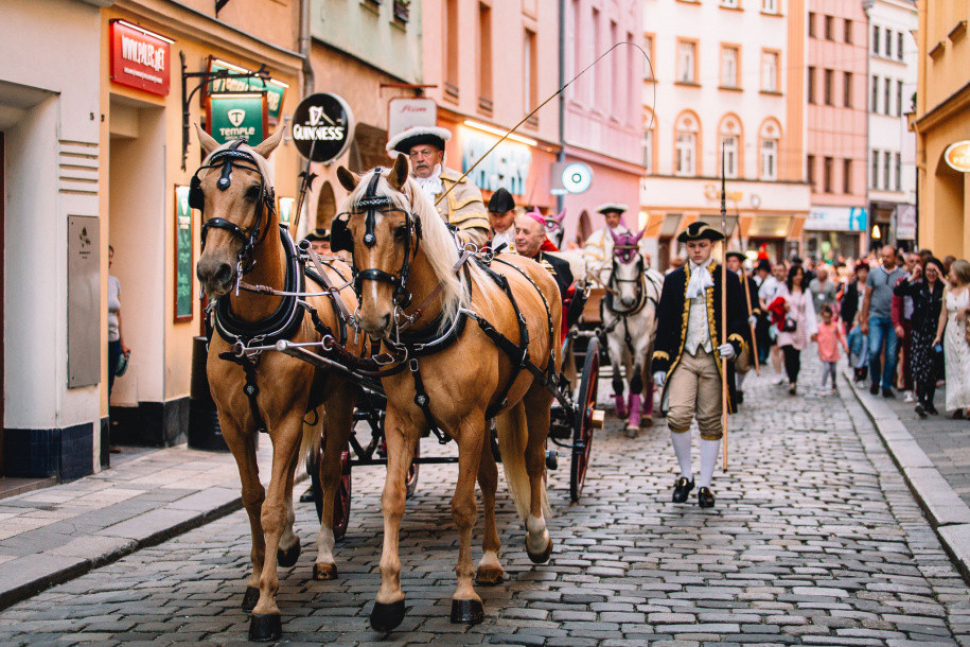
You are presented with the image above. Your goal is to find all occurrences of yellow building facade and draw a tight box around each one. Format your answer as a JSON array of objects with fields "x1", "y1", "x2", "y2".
[{"x1": 912, "y1": 0, "x2": 970, "y2": 260}]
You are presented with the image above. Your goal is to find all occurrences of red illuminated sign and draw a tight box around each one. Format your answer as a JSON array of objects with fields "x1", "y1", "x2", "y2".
[{"x1": 110, "y1": 20, "x2": 172, "y2": 96}]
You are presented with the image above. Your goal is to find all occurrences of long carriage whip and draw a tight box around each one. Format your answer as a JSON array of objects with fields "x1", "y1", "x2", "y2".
[
  {"x1": 434, "y1": 42, "x2": 656, "y2": 208},
  {"x1": 720, "y1": 146, "x2": 729, "y2": 472}
]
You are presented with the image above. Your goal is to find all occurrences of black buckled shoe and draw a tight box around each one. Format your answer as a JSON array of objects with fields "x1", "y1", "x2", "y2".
[
  {"x1": 697, "y1": 487, "x2": 716, "y2": 508},
  {"x1": 672, "y1": 476, "x2": 694, "y2": 503}
]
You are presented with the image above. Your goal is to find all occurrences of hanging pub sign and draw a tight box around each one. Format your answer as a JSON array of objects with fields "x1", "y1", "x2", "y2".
[
  {"x1": 945, "y1": 141, "x2": 970, "y2": 173},
  {"x1": 291, "y1": 93, "x2": 355, "y2": 163},
  {"x1": 109, "y1": 20, "x2": 174, "y2": 96},
  {"x1": 204, "y1": 57, "x2": 288, "y2": 124},
  {"x1": 207, "y1": 93, "x2": 267, "y2": 144}
]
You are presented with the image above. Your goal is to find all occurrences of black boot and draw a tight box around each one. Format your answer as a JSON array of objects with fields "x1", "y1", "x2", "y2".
[
  {"x1": 697, "y1": 487, "x2": 716, "y2": 508},
  {"x1": 672, "y1": 476, "x2": 694, "y2": 503}
]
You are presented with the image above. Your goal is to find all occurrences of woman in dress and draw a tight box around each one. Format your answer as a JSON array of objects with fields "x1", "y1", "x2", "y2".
[
  {"x1": 934, "y1": 259, "x2": 970, "y2": 419},
  {"x1": 777, "y1": 265, "x2": 818, "y2": 395},
  {"x1": 895, "y1": 257, "x2": 946, "y2": 417}
]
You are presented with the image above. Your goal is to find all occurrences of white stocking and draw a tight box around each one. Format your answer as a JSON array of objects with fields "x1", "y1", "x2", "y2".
[
  {"x1": 670, "y1": 430, "x2": 693, "y2": 480},
  {"x1": 698, "y1": 439, "x2": 721, "y2": 489},
  {"x1": 736, "y1": 371, "x2": 747, "y2": 390}
]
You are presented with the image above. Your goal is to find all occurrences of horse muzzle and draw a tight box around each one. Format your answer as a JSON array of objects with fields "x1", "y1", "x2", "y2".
[{"x1": 197, "y1": 257, "x2": 236, "y2": 297}]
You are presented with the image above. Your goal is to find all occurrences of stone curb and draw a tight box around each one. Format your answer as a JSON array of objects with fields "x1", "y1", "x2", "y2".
[
  {"x1": 0, "y1": 473, "x2": 307, "y2": 612},
  {"x1": 843, "y1": 370, "x2": 970, "y2": 584}
]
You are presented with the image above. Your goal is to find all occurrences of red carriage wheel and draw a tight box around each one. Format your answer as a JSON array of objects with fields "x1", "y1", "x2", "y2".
[{"x1": 570, "y1": 336, "x2": 600, "y2": 503}]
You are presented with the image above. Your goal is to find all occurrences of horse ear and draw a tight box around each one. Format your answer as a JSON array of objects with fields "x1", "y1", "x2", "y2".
[
  {"x1": 337, "y1": 166, "x2": 360, "y2": 192},
  {"x1": 195, "y1": 123, "x2": 219, "y2": 157},
  {"x1": 555, "y1": 209, "x2": 566, "y2": 223},
  {"x1": 388, "y1": 153, "x2": 410, "y2": 191},
  {"x1": 634, "y1": 228, "x2": 646, "y2": 244},
  {"x1": 252, "y1": 126, "x2": 285, "y2": 159}
]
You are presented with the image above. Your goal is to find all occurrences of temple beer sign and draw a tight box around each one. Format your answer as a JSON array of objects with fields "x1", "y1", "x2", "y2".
[
  {"x1": 205, "y1": 58, "x2": 288, "y2": 124},
  {"x1": 207, "y1": 93, "x2": 267, "y2": 144},
  {"x1": 291, "y1": 93, "x2": 355, "y2": 162},
  {"x1": 945, "y1": 141, "x2": 970, "y2": 173},
  {"x1": 109, "y1": 20, "x2": 173, "y2": 96}
]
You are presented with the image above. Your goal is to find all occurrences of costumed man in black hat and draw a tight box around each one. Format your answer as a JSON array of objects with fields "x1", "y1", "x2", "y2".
[
  {"x1": 386, "y1": 126, "x2": 490, "y2": 248},
  {"x1": 651, "y1": 222, "x2": 748, "y2": 508},
  {"x1": 582, "y1": 203, "x2": 634, "y2": 273},
  {"x1": 304, "y1": 227, "x2": 332, "y2": 258},
  {"x1": 726, "y1": 252, "x2": 761, "y2": 405},
  {"x1": 487, "y1": 187, "x2": 517, "y2": 254},
  {"x1": 515, "y1": 212, "x2": 573, "y2": 298}
]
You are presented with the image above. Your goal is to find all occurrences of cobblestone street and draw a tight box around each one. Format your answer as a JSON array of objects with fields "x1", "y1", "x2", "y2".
[{"x1": 2, "y1": 359, "x2": 970, "y2": 646}]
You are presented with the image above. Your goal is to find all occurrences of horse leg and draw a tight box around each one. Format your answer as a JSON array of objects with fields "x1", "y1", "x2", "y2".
[
  {"x1": 475, "y1": 424, "x2": 503, "y2": 586},
  {"x1": 221, "y1": 422, "x2": 265, "y2": 613},
  {"x1": 249, "y1": 413, "x2": 303, "y2": 642},
  {"x1": 522, "y1": 388, "x2": 553, "y2": 563},
  {"x1": 607, "y1": 333, "x2": 627, "y2": 418},
  {"x1": 450, "y1": 414, "x2": 486, "y2": 624},
  {"x1": 315, "y1": 384, "x2": 355, "y2": 581},
  {"x1": 627, "y1": 362, "x2": 643, "y2": 437},
  {"x1": 276, "y1": 448, "x2": 301, "y2": 568},
  {"x1": 370, "y1": 409, "x2": 415, "y2": 632}
]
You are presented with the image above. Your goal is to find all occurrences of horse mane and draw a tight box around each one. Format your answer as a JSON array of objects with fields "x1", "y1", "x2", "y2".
[{"x1": 348, "y1": 169, "x2": 469, "y2": 329}]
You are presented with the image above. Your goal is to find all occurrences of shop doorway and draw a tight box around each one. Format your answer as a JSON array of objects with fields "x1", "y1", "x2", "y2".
[{"x1": 107, "y1": 96, "x2": 165, "y2": 446}]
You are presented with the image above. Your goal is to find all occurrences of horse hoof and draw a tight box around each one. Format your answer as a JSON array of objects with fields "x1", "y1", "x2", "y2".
[
  {"x1": 314, "y1": 562, "x2": 338, "y2": 581},
  {"x1": 248, "y1": 613, "x2": 282, "y2": 642},
  {"x1": 527, "y1": 537, "x2": 553, "y2": 564},
  {"x1": 450, "y1": 598, "x2": 484, "y2": 625},
  {"x1": 241, "y1": 586, "x2": 260, "y2": 612},
  {"x1": 624, "y1": 426, "x2": 639, "y2": 439},
  {"x1": 370, "y1": 600, "x2": 407, "y2": 632},
  {"x1": 277, "y1": 539, "x2": 301, "y2": 568},
  {"x1": 642, "y1": 416, "x2": 654, "y2": 428},
  {"x1": 475, "y1": 567, "x2": 505, "y2": 586}
]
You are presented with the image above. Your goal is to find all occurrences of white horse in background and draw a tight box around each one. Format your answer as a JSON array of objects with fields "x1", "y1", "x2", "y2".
[{"x1": 599, "y1": 228, "x2": 663, "y2": 438}]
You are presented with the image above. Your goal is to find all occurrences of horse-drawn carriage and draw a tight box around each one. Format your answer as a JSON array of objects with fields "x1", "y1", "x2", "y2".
[{"x1": 191, "y1": 130, "x2": 605, "y2": 641}]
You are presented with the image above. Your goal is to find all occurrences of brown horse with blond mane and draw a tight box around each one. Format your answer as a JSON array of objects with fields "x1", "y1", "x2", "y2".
[
  {"x1": 193, "y1": 126, "x2": 362, "y2": 642},
  {"x1": 333, "y1": 154, "x2": 561, "y2": 631}
]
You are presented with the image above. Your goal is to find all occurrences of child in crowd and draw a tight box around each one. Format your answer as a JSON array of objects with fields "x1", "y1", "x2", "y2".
[
  {"x1": 847, "y1": 310, "x2": 869, "y2": 385},
  {"x1": 817, "y1": 305, "x2": 849, "y2": 394}
]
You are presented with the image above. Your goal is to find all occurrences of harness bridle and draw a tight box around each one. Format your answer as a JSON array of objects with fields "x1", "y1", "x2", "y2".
[
  {"x1": 192, "y1": 139, "x2": 276, "y2": 276},
  {"x1": 606, "y1": 253, "x2": 647, "y2": 316}
]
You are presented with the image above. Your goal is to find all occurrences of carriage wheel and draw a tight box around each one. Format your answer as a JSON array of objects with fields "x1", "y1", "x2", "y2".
[
  {"x1": 570, "y1": 336, "x2": 600, "y2": 503},
  {"x1": 312, "y1": 446, "x2": 352, "y2": 541}
]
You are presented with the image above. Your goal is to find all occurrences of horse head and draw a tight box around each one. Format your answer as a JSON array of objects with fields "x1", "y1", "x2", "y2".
[
  {"x1": 335, "y1": 153, "x2": 464, "y2": 340},
  {"x1": 608, "y1": 228, "x2": 646, "y2": 309},
  {"x1": 541, "y1": 209, "x2": 566, "y2": 248},
  {"x1": 194, "y1": 125, "x2": 284, "y2": 297}
]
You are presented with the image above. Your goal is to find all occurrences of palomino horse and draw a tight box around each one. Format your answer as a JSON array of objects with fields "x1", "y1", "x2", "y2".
[
  {"x1": 599, "y1": 228, "x2": 662, "y2": 437},
  {"x1": 193, "y1": 126, "x2": 362, "y2": 642},
  {"x1": 332, "y1": 154, "x2": 560, "y2": 632}
]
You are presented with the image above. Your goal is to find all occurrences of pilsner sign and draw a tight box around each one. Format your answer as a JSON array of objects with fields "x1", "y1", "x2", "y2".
[
  {"x1": 291, "y1": 93, "x2": 355, "y2": 162},
  {"x1": 207, "y1": 93, "x2": 267, "y2": 144}
]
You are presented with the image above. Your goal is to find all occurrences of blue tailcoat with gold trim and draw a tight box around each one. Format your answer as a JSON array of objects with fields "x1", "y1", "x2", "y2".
[{"x1": 651, "y1": 261, "x2": 749, "y2": 413}]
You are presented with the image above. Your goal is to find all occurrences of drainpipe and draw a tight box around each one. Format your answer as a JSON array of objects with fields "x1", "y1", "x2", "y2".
[
  {"x1": 863, "y1": 0, "x2": 872, "y2": 255},
  {"x1": 557, "y1": 0, "x2": 566, "y2": 214},
  {"x1": 300, "y1": 0, "x2": 315, "y2": 97}
]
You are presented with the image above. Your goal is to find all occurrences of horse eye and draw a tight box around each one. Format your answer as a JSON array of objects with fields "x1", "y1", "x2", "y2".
[
  {"x1": 245, "y1": 186, "x2": 261, "y2": 200},
  {"x1": 394, "y1": 226, "x2": 408, "y2": 241}
]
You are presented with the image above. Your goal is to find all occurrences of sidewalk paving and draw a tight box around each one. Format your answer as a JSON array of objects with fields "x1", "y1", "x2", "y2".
[
  {"x1": 0, "y1": 442, "x2": 279, "y2": 610},
  {"x1": 845, "y1": 370, "x2": 970, "y2": 583}
]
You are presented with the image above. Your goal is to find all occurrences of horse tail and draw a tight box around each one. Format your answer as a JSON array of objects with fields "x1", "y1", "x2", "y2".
[
  {"x1": 496, "y1": 401, "x2": 551, "y2": 522},
  {"x1": 299, "y1": 405, "x2": 324, "y2": 465}
]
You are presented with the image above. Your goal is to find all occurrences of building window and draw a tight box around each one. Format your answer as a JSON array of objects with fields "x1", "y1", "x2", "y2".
[
  {"x1": 897, "y1": 80, "x2": 904, "y2": 116},
  {"x1": 760, "y1": 120, "x2": 780, "y2": 181},
  {"x1": 823, "y1": 157, "x2": 833, "y2": 193},
  {"x1": 873, "y1": 25, "x2": 880, "y2": 54},
  {"x1": 843, "y1": 72, "x2": 853, "y2": 108},
  {"x1": 824, "y1": 15, "x2": 834, "y2": 41},
  {"x1": 721, "y1": 0, "x2": 739, "y2": 7},
  {"x1": 478, "y1": 2, "x2": 493, "y2": 110},
  {"x1": 678, "y1": 40, "x2": 697, "y2": 84},
  {"x1": 843, "y1": 159, "x2": 852, "y2": 194},
  {"x1": 895, "y1": 153, "x2": 902, "y2": 191},
  {"x1": 608, "y1": 20, "x2": 618, "y2": 115},
  {"x1": 762, "y1": 0, "x2": 778, "y2": 14},
  {"x1": 444, "y1": 0, "x2": 459, "y2": 97},
  {"x1": 721, "y1": 45, "x2": 739, "y2": 88},
  {"x1": 808, "y1": 12, "x2": 816, "y2": 37},
  {"x1": 824, "y1": 69, "x2": 834, "y2": 105},
  {"x1": 871, "y1": 76, "x2": 879, "y2": 113},
  {"x1": 885, "y1": 29, "x2": 892, "y2": 57},
  {"x1": 643, "y1": 33, "x2": 655, "y2": 80},
  {"x1": 807, "y1": 66, "x2": 816, "y2": 103},
  {"x1": 898, "y1": 31, "x2": 904, "y2": 61},
  {"x1": 883, "y1": 151, "x2": 891, "y2": 190},
  {"x1": 720, "y1": 116, "x2": 742, "y2": 179},
  {"x1": 590, "y1": 8, "x2": 600, "y2": 105},
  {"x1": 807, "y1": 154, "x2": 816, "y2": 190},
  {"x1": 762, "y1": 50, "x2": 779, "y2": 92},
  {"x1": 884, "y1": 77, "x2": 891, "y2": 116},
  {"x1": 844, "y1": 18, "x2": 853, "y2": 44},
  {"x1": 871, "y1": 150, "x2": 879, "y2": 189},
  {"x1": 570, "y1": 0, "x2": 581, "y2": 103},
  {"x1": 675, "y1": 112, "x2": 699, "y2": 176},
  {"x1": 524, "y1": 29, "x2": 537, "y2": 116},
  {"x1": 643, "y1": 111, "x2": 656, "y2": 173}
]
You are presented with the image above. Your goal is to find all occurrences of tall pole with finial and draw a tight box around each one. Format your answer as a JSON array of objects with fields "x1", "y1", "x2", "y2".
[{"x1": 720, "y1": 143, "x2": 729, "y2": 471}]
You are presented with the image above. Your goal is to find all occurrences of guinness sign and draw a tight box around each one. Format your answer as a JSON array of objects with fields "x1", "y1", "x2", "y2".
[{"x1": 292, "y1": 93, "x2": 355, "y2": 162}]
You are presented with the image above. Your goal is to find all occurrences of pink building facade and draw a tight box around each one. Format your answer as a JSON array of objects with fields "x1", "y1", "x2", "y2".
[
  {"x1": 561, "y1": 0, "x2": 644, "y2": 238},
  {"x1": 805, "y1": 0, "x2": 870, "y2": 260}
]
